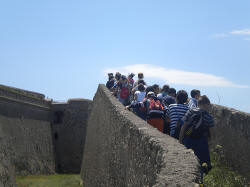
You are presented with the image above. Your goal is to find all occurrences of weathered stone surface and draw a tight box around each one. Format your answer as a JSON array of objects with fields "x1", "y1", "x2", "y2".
[
  {"x1": 0, "y1": 84, "x2": 93, "y2": 180},
  {"x1": 210, "y1": 104, "x2": 250, "y2": 179},
  {"x1": 81, "y1": 84, "x2": 200, "y2": 187},
  {"x1": 0, "y1": 115, "x2": 55, "y2": 176},
  {"x1": 51, "y1": 99, "x2": 92, "y2": 173},
  {"x1": 0, "y1": 146, "x2": 16, "y2": 186}
]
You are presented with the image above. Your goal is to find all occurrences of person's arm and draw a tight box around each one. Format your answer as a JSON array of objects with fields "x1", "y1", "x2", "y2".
[
  {"x1": 179, "y1": 109, "x2": 191, "y2": 144},
  {"x1": 132, "y1": 85, "x2": 139, "y2": 94},
  {"x1": 125, "y1": 101, "x2": 143, "y2": 110},
  {"x1": 179, "y1": 122, "x2": 188, "y2": 144}
]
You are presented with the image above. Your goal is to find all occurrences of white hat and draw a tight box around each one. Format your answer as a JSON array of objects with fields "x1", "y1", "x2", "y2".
[{"x1": 147, "y1": 91, "x2": 155, "y2": 97}]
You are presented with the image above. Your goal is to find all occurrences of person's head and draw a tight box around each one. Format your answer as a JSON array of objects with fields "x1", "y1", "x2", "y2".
[
  {"x1": 161, "y1": 84, "x2": 170, "y2": 93},
  {"x1": 121, "y1": 75, "x2": 127, "y2": 83},
  {"x1": 198, "y1": 95, "x2": 211, "y2": 111},
  {"x1": 168, "y1": 88, "x2": 176, "y2": 97},
  {"x1": 138, "y1": 79, "x2": 146, "y2": 85},
  {"x1": 145, "y1": 86, "x2": 154, "y2": 95},
  {"x1": 108, "y1": 73, "x2": 114, "y2": 80},
  {"x1": 128, "y1": 73, "x2": 135, "y2": 79},
  {"x1": 147, "y1": 91, "x2": 155, "y2": 99},
  {"x1": 176, "y1": 90, "x2": 188, "y2": 104},
  {"x1": 138, "y1": 83, "x2": 145, "y2": 92},
  {"x1": 191, "y1": 89, "x2": 201, "y2": 100},
  {"x1": 138, "y1": 72, "x2": 144, "y2": 79},
  {"x1": 152, "y1": 84, "x2": 160, "y2": 94},
  {"x1": 115, "y1": 72, "x2": 121, "y2": 81}
]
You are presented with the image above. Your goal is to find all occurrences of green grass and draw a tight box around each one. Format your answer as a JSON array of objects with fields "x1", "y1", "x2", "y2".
[
  {"x1": 204, "y1": 145, "x2": 249, "y2": 187},
  {"x1": 16, "y1": 174, "x2": 82, "y2": 187},
  {"x1": 16, "y1": 148, "x2": 250, "y2": 187}
]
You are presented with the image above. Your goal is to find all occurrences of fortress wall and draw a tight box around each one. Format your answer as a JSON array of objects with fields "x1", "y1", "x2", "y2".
[
  {"x1": 0, "y1": 86, "x2": 55, "y2": 177},
  {"x1": 81, "y1": 84, "x2": 200, "y2": 187},
  {"x1": 51, "y1": 99, "x2": 92, "y2": 174},
  {"x1": 210, "y1": 104, "x2": 250, "y2": 179},
  {"x1": 0, "y1": 146, "x2": 16, "y2": 187},
  {"x1": 0, "y1": 84, "x2": 50, "y2": 108}
]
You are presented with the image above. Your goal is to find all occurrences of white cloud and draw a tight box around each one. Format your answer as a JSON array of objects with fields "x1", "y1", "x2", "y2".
[
  {"x1": 103, "y1": 64, "x2": 249, "y2": 88},
  {"x1": 212, "y1": 28, "x2": 250, "y2": 40},
  {"x1": 212, "y1": 33, "x2": 229, "y2": 38},
  {"x1": 230, "y1": 29, "x2": 250, "y2": 35}
]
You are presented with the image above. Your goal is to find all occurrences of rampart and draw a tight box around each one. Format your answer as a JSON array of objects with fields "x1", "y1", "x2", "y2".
[
  {"x1": 1, "y1": 83, "x2": 250, "y2": 186},
  {"x1": 0, "y1": 84, "x2": 92, "y2": 186},
  {"x1": 0, "y1": 85, "x2": 55, "y2": 187},
  {"x1": 210, "y1": 105, "x2": 250, "y2": 179},
  {"x1": 81, "y1": 84, "x2": 200, "y2": 187},
  {"x1": 51, "y1": 98, "x2": 92, "y2": 173}
]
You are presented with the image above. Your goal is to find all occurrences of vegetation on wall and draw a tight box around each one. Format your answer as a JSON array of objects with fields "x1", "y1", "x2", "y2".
[{"x1": 204, "y1": 145, "x2": 249, "y2": 187}]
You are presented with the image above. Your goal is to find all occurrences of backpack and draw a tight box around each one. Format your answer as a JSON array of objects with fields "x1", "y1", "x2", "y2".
[
  {"x1": 148, "y1": 98, "x2": 164, "y2": 111},
  {"x1": 147, "y1": 98, "x2": 164, "y2": 119},
  {"x1": 185, "y1": 110, "x2": 208, "y2": 139},
  {"x1": 120, "y1": 87, "x2": 129, "y2": 99}
]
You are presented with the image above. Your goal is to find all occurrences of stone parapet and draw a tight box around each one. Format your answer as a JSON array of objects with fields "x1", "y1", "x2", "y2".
[
  {"x1": 210, "y1": 104, "x2": 250, "y2": 179},
  {"x1": 81, "y1": 84, "x2": 200, "y2": 187}
]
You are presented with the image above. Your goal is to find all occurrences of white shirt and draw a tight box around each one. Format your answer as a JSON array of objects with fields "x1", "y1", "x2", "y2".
[{"x1": 135, "y1": 91, "x2": 146, "y2": 102}]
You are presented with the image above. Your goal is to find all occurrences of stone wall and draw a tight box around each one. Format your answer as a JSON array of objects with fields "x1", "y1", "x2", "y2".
[
  {"x1": 210, "y1": 104, "x2": 250, "y2": 179},
  {"x1": 0, "y1": 142, "x2": 16, "y2": 187},
  {"x1": 81, "y1": 84, "x2": 200, "y2": 187},
  {"x1": 51, "y1": 99, "x2": 92, "y2": 174},
  {"x1": 0, "y1": 85, "x2": 55, "y2": 186},
  {"x1": 0, "y1": 115, "x2": 55, "y2": 176}
]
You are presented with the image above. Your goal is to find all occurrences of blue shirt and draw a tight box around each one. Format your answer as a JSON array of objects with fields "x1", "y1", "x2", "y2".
[{"x1": 188, "y1": 98, "x2": 198, "y2": 109}]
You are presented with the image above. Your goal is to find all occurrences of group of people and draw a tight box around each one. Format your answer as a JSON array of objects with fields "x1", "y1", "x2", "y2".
[{"x1": 106, "y1": 72, "x2": 214, "y2": 173}]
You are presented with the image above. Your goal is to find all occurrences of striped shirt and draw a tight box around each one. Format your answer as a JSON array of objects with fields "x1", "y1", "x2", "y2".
[{"x1": 166, "y1": 104, "x2": 189, "y2": 136}]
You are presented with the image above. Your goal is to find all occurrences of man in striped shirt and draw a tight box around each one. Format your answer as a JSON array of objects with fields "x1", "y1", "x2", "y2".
[{"x1": 166, "y1": 90, "x2": 189, "y2": 138}]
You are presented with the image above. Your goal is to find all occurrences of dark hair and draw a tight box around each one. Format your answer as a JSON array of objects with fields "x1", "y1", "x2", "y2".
[
  {"x1": 138, "y1": 79, "x2": 146, "y2": 85},
  {"x1": 161, "y1": 84, "x2": 170, "y2": 92},
  {"x1": 138, "y1": 73, "x2": 144, "y2": 79},
  {"x1": 152, "y1": 84, "x2": 159, "y2": 90},
  {"x1": 108, "y1": 73, "x2": 114, "y2": 80},
  {"x1": 145, "y1": 86, "x2": 154, "y2": 94},
  {"x1": 115, "y1": 72, "x2": 121, "y2": 80},
  {"x1": 152, "y1": 84, "x2": 160, "y2": 94},
  {"x1": 168, "y1": 88, "x2": 176, "y2": 96},
  {"x1": 191, "y1": 89, "x2": 200, "y2": 98},
  {"x1": 121, "y1": 75, "x2": 127, "y2": 80},
  {"x1": 138, "y1": 83, "x2": 145, "y2": 92},
  {"x1": 176, "y1": 90, "x2": 188, "y2": 104},
  {"x1": 129, "y1": 73, "x2": 135, "y2": 78},
  {"x1": 198, "y1": 95, "x2": 210, "y2": 105}
]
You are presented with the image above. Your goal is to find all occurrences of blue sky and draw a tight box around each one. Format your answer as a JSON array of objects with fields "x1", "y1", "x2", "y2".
[{"x1": 1, "y1": 1, "x2": 250, "y2": 112}]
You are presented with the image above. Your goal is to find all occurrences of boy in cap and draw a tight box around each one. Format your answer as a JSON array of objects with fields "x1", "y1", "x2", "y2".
[{"x1": 179, "y1": 95, "x2": 214, "y2": 172}]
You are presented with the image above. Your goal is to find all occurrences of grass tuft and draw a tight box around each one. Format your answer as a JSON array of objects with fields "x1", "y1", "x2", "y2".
[{"x1": 16, "y1": 174, "x2": 82, "y2": 187}]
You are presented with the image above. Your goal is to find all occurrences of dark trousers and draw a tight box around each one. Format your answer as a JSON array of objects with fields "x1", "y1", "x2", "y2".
[{"x1": 183, "y1": 136, "x2": 211, "y2": 167}]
